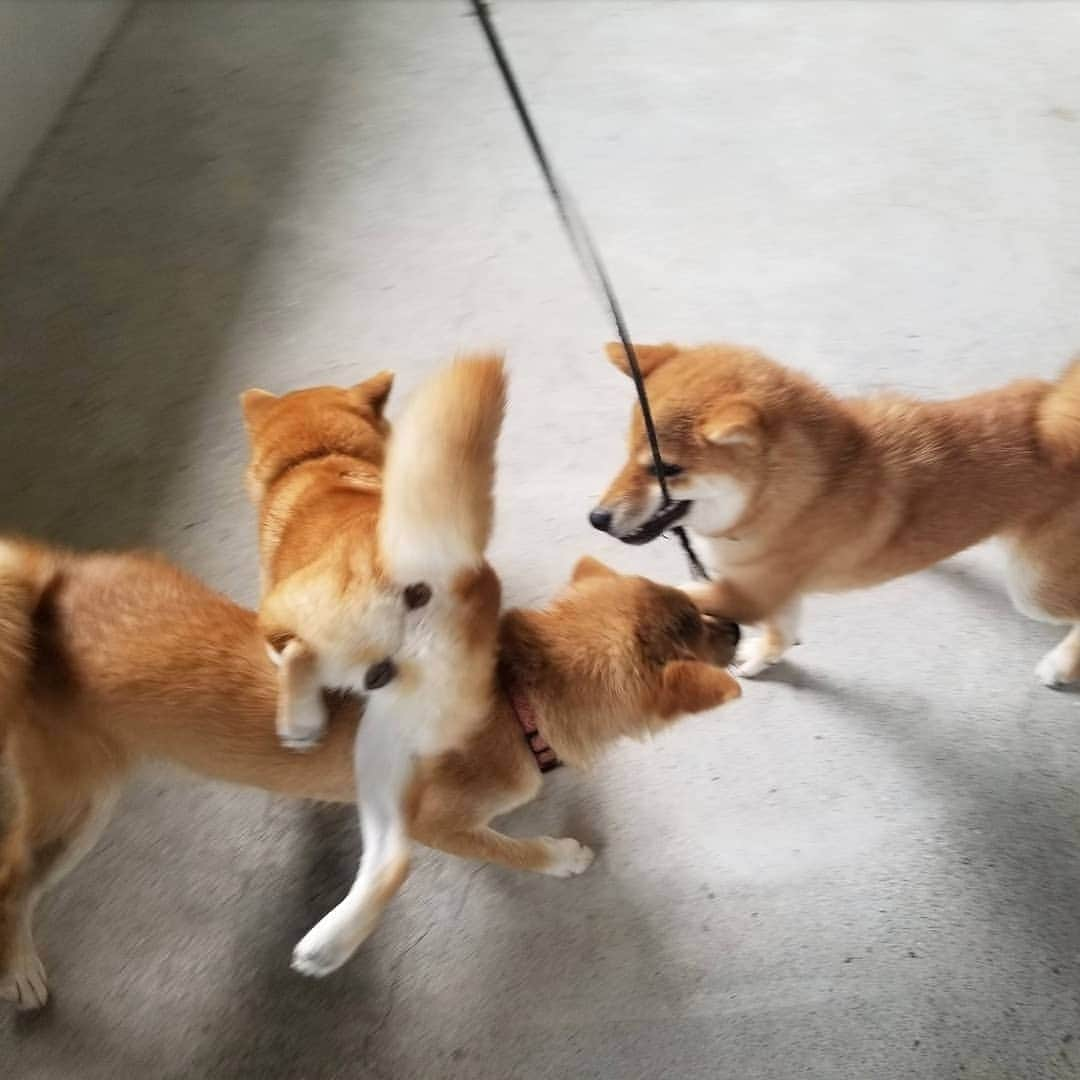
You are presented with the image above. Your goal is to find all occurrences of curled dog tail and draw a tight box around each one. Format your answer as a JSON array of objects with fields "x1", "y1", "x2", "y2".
[
  {"x1": 378, "y1": 353, "x2": 507, "y2": 585},
  {"x1": 1038, "y1": 357, "x2": 1080, "y2": 466}
]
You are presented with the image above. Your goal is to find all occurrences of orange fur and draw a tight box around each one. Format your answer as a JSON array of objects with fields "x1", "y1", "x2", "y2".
[
  {"x1": 241, "y1": 356, "x2": 518, "y2": 978},
  {"x1": 0, "y1": 538, "x2": 740, "y2": 1007},
  {"x1": 594, "y1": 342, "x2": 1080, "y2": 682},
  {"x1": 240, "y1": 372, "x2": 396, "y2": 746},
  {"x1": 1037, "y1": 356, "x2": 1080, "y2": 466},
  {"x1": 378, "y1": 355, "x2": 506, "y2": 584}
]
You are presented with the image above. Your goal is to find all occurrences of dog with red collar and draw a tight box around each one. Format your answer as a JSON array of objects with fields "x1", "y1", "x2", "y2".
[
  {"x1": 0, "y1": 540, "x2": 741, "y2": 1006},
  {"x1": 1, "y1": 360, "x2": 741, "y2": 1005}
]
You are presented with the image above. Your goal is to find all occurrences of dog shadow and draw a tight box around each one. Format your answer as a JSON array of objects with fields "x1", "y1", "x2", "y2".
[
  {"x1": 928, "y1": 559, "x2": 1016, "y2": 615},
  {"x1": 927, "y1": 558, "x2": 1080, "y2": 692},
  {"x1": 765, "y1": 656, "x2": 1080, "y2": 972},
  {"x1": 183, "y1": 784, "x2": 695, "y2": 1078}
]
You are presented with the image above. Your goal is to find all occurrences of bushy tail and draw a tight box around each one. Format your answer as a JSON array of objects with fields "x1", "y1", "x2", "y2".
[
  {"x1": 378, "y1": 353, "x2": 507, "y2": 585},
  {"x1": 1038, "y1": 357, "x2": 1080, "y2": 465}
]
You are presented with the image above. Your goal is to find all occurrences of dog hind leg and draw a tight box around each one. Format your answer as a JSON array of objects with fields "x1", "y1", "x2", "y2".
[
  {"x1": 1, "y1": 784, "x2": 119, "y2": 1010},
  {"x1": 1005, "y1": 524, "x2": 1080, "y2": 688},
  {"x1": 290, "y1": 698, "x2": 412, "y2": 978},
  {"x1": 1036, "y1": 626, "x2": 1080, "y2": 688}
]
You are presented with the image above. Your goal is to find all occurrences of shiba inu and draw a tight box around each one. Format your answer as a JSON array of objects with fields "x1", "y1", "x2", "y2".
[
  {"x1": 1, "y1": 367, "x2": 741, "y2": 1006},
  {"x1": 242, "y1": 356, "x2": 515, "y2": 977},
  {"x1": 240, "y1": 370, "x2": 396, "y2": 751},
  {"x1": 591, "y1": 341, "x2": 1080, "y2": 684},
  {"x1": 0, "y1": 542, "x2": 739, "y2": 1007}
]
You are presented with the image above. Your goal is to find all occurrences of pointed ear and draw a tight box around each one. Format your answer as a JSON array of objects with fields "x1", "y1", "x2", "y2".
[
  {"x1": 263, "y1": 629, "x2": 297, "y2": 667},
  {"x1": 351, "y1": 370, "x2": 394, "y2": 417},
  {"x1": 571, "y1": 555, "x2": 620, "y2": 583},
  {"x1": 604, "y1": 342, "x2": 679, "y2": 379},
  {"x1": 240, "y1": 388, "x2": 277, "y2": 428},
  {"x1": 655, "y1": 660, "x2": 741, "y2": 718},
  {"x1": 701, "y1": 401, "x2": 762, "y2": 448}
]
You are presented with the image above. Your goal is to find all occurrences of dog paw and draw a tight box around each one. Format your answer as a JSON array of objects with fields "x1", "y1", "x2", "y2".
[
  {"x1": 1, "y1": 951, "x2": 48, "y2": 1011},
  {"x1": 277, "y1": 704, "x2": 327, "y2": 751},
  {"x1": 291, "y1": 920, "x2": 363, "y2": 979},
  {"x1": 280, "y1": 732, "x2": 323, "y2": 752},
  {"x1": 543, "y1": 838, "x2": 595, "y2": 878},
  {"x1": 1036, "y1": 649, "x2": 1075, "y2": 689},
  {"x1": 733, "y1": 639, "x2": 781, "y2": 678},
  {"x1": 291, "y1": 942, "x2": 346, "y2": 979}
]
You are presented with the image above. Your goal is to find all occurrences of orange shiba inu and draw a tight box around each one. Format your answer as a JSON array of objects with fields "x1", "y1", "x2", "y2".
[
  {"x1": 240, "y1": 370, "x2": 396, "y2": 751},
  {"x1": 242, "y1": 356, "x2": 519, "y2": 977},
  {"x1": 0, "y1": 538, "x2": 740, "y2": 1006},
  {"x1": 591, "y1": 342, "x2": 1080, "y2": 683}
]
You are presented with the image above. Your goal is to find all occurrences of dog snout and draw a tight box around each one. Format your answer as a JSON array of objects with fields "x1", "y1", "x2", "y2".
[
  {"x1": 364, "y1": 657, "x2": 397, "y2": 691},
  {"x1": 589, "y1": 506, "x2": 614, "y2": 533},
  {"x1": 702, "y1": 614, "x2": 741, "y2": 662}
]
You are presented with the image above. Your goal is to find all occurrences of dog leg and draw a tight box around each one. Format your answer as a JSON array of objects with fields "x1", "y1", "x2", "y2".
[
  {"x1": 1005, "y1": 529, "x2": 1080, "y2": 687},
  {"x1": 291, "y1": 701, "x2": 412, "y2": 978},
  {"x1": 736, "y1": 597, "x2": 802, "y2": 677},
  {"x1": 1, "y1": 786, "x2": 118, "y2": 1010},
  {"x1": 414, "y1": 816, "x2": 594, "y2": 877},
  {"x1": 682, "y1": 577, "x2": 800, "y2": 676},
  {"x1": 682, "y1": 579, "x2": 762, "y2": 624},
  {"x1": 1036, "y1": 625, "x2": 1080, "y2": 688},
  {"x1": 274, "y1": 639, "x2": 326, "y2": 751},
  {"x1": 0, "y1": 761, "x2": 35, "y2": 1010},
  {"x1": 1, "y1": 909, "x2": 46, "y2": 1011}
]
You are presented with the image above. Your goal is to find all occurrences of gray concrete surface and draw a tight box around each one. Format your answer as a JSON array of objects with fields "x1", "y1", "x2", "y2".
[
  {"x1": 0, "y1": 0, "x2": 132, "y2": 201},
  {"x1": 3, "y1": 1, "x2": 1080, "y2": 1077}
]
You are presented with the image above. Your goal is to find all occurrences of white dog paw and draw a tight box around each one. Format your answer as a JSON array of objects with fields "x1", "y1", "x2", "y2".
[
  {"x1": 1, "y1": 951, "x2": 48, "y2": 1010},
  {"x1": 733, "y1": 639, "x2": 780, "y2": 678},
  {"x1": 543, "y1": 838, "x2": 595, "y2": 878},
  {"x1": 280, "y1": 733, "x2": 323, "y2": 752},
  {"x1": 1036, "y1": 649, "x2": 1074, "y2": 689},
  {"x1": 291, "y1": 920, "x2": 363, "y2": 979},
  {"x1": 277, "y1": 703, "x2": 327, "y2": 751}
]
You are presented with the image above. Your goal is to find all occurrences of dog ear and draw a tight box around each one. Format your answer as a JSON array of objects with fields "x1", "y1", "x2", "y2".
[
  {"x1": 604, "y1": 342, "x2": 679, "y2": 379},
  {"x1": 701, "y1": 401, "x2": 762, "y2": 448},
  {"x1": 571, "y1": 555, "x2": 620, "y2": 583},
  {"x1": 351, "y1": 370, "x2": 394, "y2": 418},
  {"x1": 263, "y1": 628, "x2": 297, "y2": 668},
  {"x1": 240, "y1": 388, "x2": 277, "y2": 428},
  {"x1": 655, "y1": 659, "x2": 741, "y2": 718}
]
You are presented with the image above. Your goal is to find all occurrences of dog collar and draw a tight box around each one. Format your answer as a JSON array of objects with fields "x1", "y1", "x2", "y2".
[{"x1": 507, "y1": 686, "x2": 560, "y2": 773}]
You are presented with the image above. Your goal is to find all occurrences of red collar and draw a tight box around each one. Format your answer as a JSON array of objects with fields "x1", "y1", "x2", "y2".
[{"x1": 507, "y1": 686, "x2": 560, "y2": 773}]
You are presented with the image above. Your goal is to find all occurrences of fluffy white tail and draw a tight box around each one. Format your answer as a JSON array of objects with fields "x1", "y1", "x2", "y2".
[{"x1": 378, "y1": 354, "x2": 507, "y2": 585}]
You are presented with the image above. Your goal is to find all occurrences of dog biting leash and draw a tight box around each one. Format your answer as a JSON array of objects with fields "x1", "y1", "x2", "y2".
[{"x1": 469, "y1": 0, "x2": 710, "y2": 582}]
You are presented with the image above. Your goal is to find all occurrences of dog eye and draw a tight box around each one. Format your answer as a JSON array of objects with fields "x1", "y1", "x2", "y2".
[
  {"x1": 646, "y1": 461, "x2": 682, "y2": 478},
  {"x1": 403, "y1": 582, "x2": 432, "y2": 610}
]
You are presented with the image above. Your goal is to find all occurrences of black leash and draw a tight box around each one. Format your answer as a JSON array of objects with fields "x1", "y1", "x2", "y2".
[{"x1": 470, "y1": 0, "x2": 709, "y2": 582}]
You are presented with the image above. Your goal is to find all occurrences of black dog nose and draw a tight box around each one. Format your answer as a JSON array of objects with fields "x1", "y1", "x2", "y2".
[
  {"x1": 589, "y1": 507, "x2": 613, "y2": 533},
  {"x1": 364, "y1": 658, "x2": 397, "y2": 691}
]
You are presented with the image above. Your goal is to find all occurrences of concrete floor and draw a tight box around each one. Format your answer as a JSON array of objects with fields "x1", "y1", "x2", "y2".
[{"x1": 3, "y1": 1, "x2": 1080, "y2": 1076}]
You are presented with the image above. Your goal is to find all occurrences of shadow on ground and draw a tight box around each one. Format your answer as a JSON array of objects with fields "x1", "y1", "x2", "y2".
[{"x1": 0, "y1": 3, "x2": 355, "y2": 550}]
